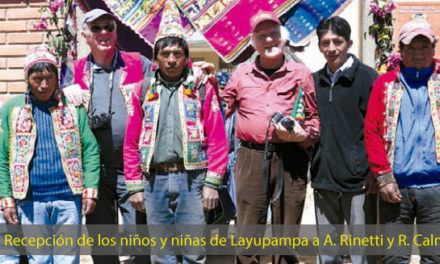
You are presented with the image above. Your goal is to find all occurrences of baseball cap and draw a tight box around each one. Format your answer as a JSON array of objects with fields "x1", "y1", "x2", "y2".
[
  {"x1": 250, "y1": 10, "x2": 281, "y2": 32},
  {"x1": 399, "y1": 20, "x2": 436, "y2": 45},
  {"x1": 82, "y1": 9, "x2": 115, "y2": 26}
]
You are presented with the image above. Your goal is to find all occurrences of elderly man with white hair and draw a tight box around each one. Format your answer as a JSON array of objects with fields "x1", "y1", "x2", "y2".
[{"x1": 221, "y1": 10, "x2": 320, "y2": 264}]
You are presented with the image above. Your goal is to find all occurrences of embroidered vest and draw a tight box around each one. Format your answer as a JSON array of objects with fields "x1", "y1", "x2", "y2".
[
  {"x1": 139, "y1": 82, "x2": 207, "y2": 173},
  {"x1": 10, "y1": 104, "x2": 84, "y2": 199},
  {"x1": 383, "y1": 70, "x2": 440, "y2": 167},
  {"x1": 72, "y1": 51, "x2": 143, "y2": 116}
]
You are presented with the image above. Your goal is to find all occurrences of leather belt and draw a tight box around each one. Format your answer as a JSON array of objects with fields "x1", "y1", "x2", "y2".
[
  {"x1": 150, "y1": 163, "x2": 184, "y2": 173},
  {"x1": 241, "y1": 141, "x2": 280, "y2": 152}
]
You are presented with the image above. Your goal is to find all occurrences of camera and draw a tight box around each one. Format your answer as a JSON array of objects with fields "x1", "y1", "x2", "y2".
[
  {"x1": 89, "y1": 113, "x2": 111, "y2": 130},
  {"x1": 271, "y1": 112, "x2": 295, "y2": 130}
]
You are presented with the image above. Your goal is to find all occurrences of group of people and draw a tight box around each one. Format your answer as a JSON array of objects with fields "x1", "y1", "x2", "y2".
[{"x1": 0, "y1": 0, "x2": 438, "y2": 263}]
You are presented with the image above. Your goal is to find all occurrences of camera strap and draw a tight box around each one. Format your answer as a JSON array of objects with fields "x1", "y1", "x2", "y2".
[
  {"x1": 88, "y1": 65, "x2": 115, "y2": 123},
  {"x1": 262, "y1": 118, "x2": 284, "y2": 204}
]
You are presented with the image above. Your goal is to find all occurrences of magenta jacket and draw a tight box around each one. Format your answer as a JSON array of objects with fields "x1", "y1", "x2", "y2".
[{"x1": 123, "y1": 72, "x2": 228, "y2": 192}]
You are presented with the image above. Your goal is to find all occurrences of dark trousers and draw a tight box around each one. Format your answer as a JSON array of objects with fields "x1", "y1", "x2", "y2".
[
  {"x1": 87, "y1": 168, "x2": 150, "y2": 264},
  {"x1": 235, "y1": 144, "x2": 308, "y2": 264},
  {"x1": 314, "y1": 189, "x2": 376, "y2": 264},
  {"x1": 380, "y1": 185, "x2": 440, "y2": 264}
]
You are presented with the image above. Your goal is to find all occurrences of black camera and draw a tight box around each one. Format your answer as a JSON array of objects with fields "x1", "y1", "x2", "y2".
[
  {"x1": 89, "y1": 113, "x2": 111, "y2": 130},
  {"x1": 271, "y1": 112, "x2": 295, "y2": 130}
]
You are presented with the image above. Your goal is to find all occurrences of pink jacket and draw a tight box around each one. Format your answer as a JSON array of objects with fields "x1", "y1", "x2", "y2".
[{"x1": 123, "y1": 75, "x2": 228, "y2": 192}]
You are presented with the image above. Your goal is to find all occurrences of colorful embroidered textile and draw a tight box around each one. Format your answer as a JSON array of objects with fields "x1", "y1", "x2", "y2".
[
  {"x1": 177, "y1": 0, "x2": 300, "y2": 62},
  {"x1": 0, "y1": 95, "x2": 100, "y2": 200},
  {"x1": 79, "y1": 0, "x2": 352, "y2": 62},
  {"x1": 98, "y1": 0, "x2": 193, "y2": 47},
  {"x1": 93, "y1": 0, "x2": 298, "y2": 62},
  {"x1": 124, "y1": 72, "x2": 228, "y2": 191},
  {"x1": 155, "y1": 0, "x2": 186, "y2": 43},
  {"x1": 24, "y1": 45, "x2": 57, "y2": 75},
  {"x1": 282, "y1": 0, "x2": 353, "y2": 45}
]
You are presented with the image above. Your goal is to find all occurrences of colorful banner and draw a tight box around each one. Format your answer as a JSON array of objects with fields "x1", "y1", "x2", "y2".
[
  {"x1": 282, "y1": 0, "x2": 353, "y2": 45},
  {"x1": 78, "y1": 0, "x2": 353, "y2": 63},
  {"x1": 176, "y1": 0, "x2": 300, "y2": 62},
  {"x1": 102, "y1": 0, "x2": 194, "y2": 47}
]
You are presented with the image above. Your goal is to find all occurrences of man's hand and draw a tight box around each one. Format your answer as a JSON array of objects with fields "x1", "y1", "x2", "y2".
[
  {"x1": 82, "y1": 198, "x2": 97, "y2": 215},
  {"x1": 62, "y1": 84, "x2": 88, "y2": 106},
  {"x1": 274, "y1": 120, "x2": 306, "y2": 142},
  {"x1": 129, "y1": 192, "x2": 146, "y2": 213},
  {"x1": 3, "y1": 207, "x2": 19, "y2": 225},
  {"x1": 298, "y1": 127, "x2": 319, "y2": 148},
  {"x1": 379, "y1": 183, "x2": 401, "y2": 203},
  {"x1": 193, "y1": 61, "x2": 217, "y2": 87},
  {"x1": 202, "y1": 186, "x2": 219, "y2": 211},
  {"x1": 364, "y1": 171, "x2": 379, "y2": 195}
]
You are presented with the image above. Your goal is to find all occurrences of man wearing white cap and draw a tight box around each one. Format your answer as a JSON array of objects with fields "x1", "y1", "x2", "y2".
[
  {"x1": 365, "y1": 17, "x2": 440, "y2": 263},
  {"x1": 61, "y1": 8, "x2": 152, "y2": 264}
]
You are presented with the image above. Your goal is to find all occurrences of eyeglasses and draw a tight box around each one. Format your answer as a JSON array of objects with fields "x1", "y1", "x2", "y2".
[{"x1": 90, "y1": 23, "x2": 115, "y2": 34}]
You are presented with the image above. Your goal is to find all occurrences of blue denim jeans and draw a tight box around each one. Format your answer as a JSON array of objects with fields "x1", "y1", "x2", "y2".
[
  {"x1": 17, "y1": 197, "x2": 82, "y2": 264},
  {"x1": 0, "y1": 213, "x2": 20, "y2": 264},
  {"x1": 145, "y1": 170, "x2": 206, "y2": 264}
]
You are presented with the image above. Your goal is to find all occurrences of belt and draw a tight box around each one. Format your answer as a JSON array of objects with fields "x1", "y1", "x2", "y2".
[
  {"x1": 241, "y1": 141, "x2": 280, "y2": 152},
  {"x1": 150, "y1": 163, "x2": 185, "y2": 173}
]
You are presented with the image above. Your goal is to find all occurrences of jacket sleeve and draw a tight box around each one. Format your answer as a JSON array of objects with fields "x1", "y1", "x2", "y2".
[
  {"x1": 78, "y1": 105, "x2": 100, "y2": 199},
  {"x1": 300, "y1": 72, "x2": 320, "y2": 148},
  {"x1": 0, "y1": 100, "x2": 14, "y2": 208},
  {"x1": 365, "y1": 77, "x2": 393, "y2": 176},
  {"x1": 123, "y1": 86, "x2": 144, "y2": 192},
  {"x1": 202, "y1": 81, "x2": 228, "y2": 186}
]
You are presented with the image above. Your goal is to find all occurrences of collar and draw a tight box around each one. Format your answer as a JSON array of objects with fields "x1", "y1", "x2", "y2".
[
  {"x1": 400, "y1": 64, "x2": 434, "y2": 82},
  {"x1": 251, "y1": 56, "x2": 291, "y2": 79},
  {"x1": 88, "y1": 50, "x2": 123, "y2": 71},
  {"x1": 319, "y1": 54, "x2": 360, "y2": 85},
  {"x1": 157, "y1": 72, "x2": 180, "y2": 89},
  {"x1": 25, "y1": 90, "x2": 61, "y2": 106},
  {"x1": 29, "y1": 95, "x2": 57, "y2": 108},
  {"x1": 326, "y1": 55, "x2": 354, "y2": 81},
  {"x1": 155, "y1": 67, "x2": 192, "y2": 88}
]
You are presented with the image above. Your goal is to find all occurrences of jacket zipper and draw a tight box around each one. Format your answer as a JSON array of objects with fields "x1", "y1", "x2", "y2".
[{"x1": 329, "y1": 84, "x2": 333, "y2": 103}]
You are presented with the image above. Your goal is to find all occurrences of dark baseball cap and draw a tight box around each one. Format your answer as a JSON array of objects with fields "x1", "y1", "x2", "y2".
[{"x1": 82, "y1": 9, "x2": 115, "y2": 26}]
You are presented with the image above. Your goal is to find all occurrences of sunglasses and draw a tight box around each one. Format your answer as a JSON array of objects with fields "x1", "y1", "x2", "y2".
[{"x1": 90, "y1": 23, "x2": 115, "y2": 34}]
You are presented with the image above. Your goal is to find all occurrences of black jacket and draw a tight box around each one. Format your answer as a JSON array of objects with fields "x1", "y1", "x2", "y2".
[{"x1": 311, "y1": 55, "x2": 378, "y2": 192}]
